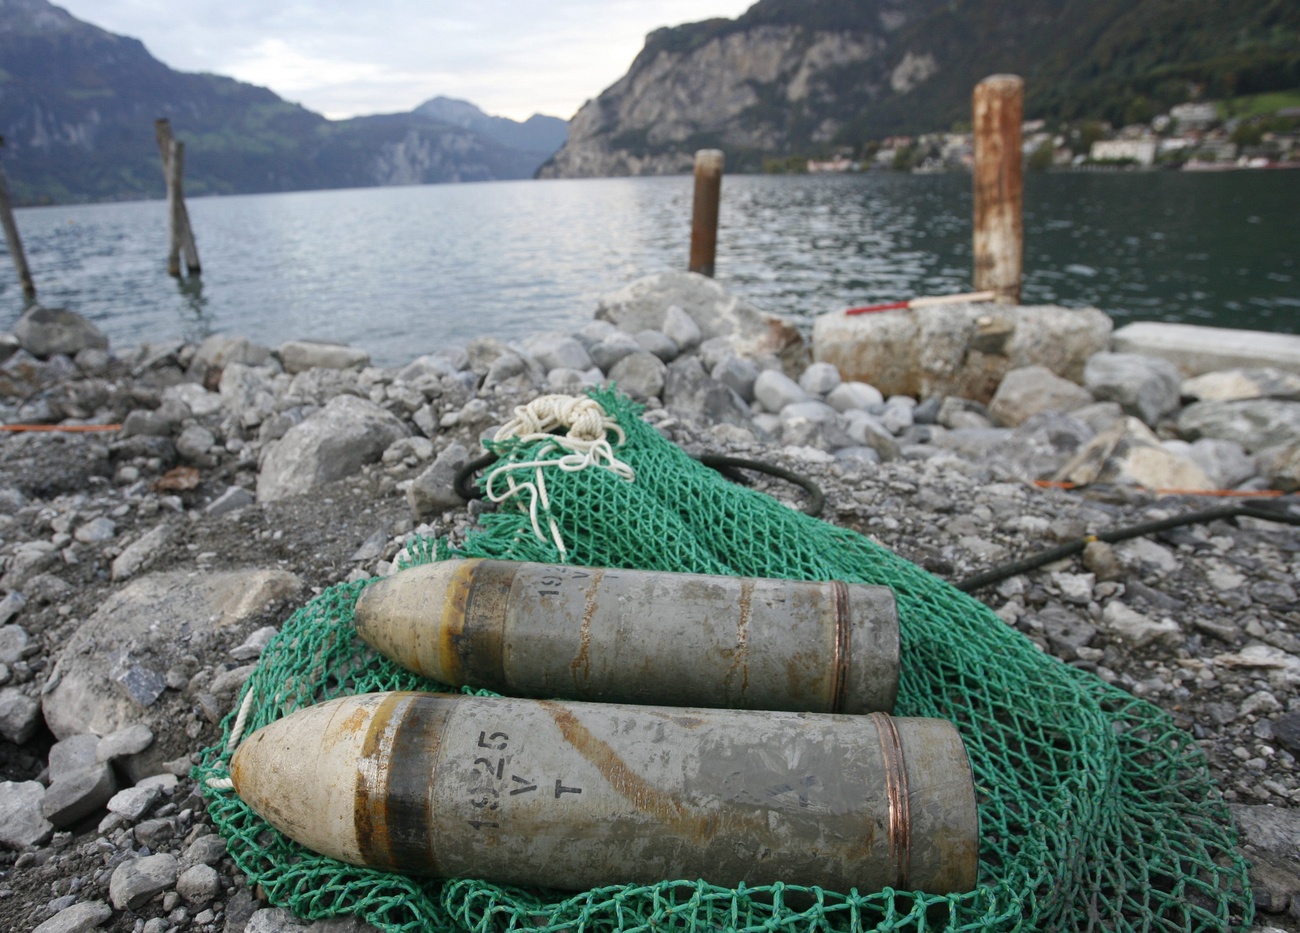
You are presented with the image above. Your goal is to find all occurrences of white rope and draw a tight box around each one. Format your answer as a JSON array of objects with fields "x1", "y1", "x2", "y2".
[
  {"x1": 204, "y1": 686, "x2": 258, "y2": 791},
  {"x1": 485, "y1": 395, "x2": 634, "y2": 560}
]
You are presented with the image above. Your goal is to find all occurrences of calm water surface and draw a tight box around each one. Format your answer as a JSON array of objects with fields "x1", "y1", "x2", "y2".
[{"x1": 2, "y1": 172, "x2": 1296, "y2": 366}]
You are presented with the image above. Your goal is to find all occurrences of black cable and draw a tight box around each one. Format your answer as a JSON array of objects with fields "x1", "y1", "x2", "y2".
[
  {"x1": 452, "y1": 451, "x2": 825, "y2": 516},
  {"x1": 956, "y1": 497, "x2": 1300, "y2": 592}
]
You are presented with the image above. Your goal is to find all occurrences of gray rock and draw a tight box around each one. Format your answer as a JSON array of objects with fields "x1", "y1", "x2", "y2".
[
  {"x1": 661, "y1": 357, "x2": 752, "y2": 427},
  {"x1": 780, "y1": 400, "x2": 839, "y2": 424},
  {"x1": 119, "y1": 409, "x2": 174, "y2": 438},
  {"x1": 106, "y1": 784, "x2": 162, "y2": 821},
  {"x1": 1055, "y1": 417, "x2": 1213, "y2": 491},
  {"x1": 0, "y1": 591, "x2": 25, "y2": 625},
  {"x1": 1069, "y1": 400, "x2": 1126, "y2": 434},
  {"x1": 1178, "y1": 399, "x2": 1300, "y2": 454},
  {"x1": 825, "y1": 381, "x2": 884, "y2": 413},
  {"x1": 1182, "y1": 367, "x2": 1300, "y2": 402},
  {"x1": 798, "y1": 362, "x2": 842, "y2": 396},
  {"x1": 14, "y1": 307, "x2": 109, "y2": 359},
  {"x1": 231, "y1": 626, "x2": 279, "y2": 661},
  {"x1": 31, "y1": 900, "x2": 113, "y2": 933},
  {"x1": 696, "y1": 336, "x2": 739, "y2": 373},
  {"x1": 177, "y1": 863, "x2": 221, "y2": 906},
  {"x1": 843, "y1": 412, "x2": 902, "y2": 461},
  {"x1": 175, "y1": 424, "x2": 217, "y2": 464},
  {"x1": 278, "y1": 340, "x2": 370, "y2": 374},
  {"x1": 189, "y1": 334, "x2": 273, "y2": 378},
  {"x1": 394, "y1": 352, "x2": 464, "y2": 383},
  {"x1": 407, "y1": 442, "x2": 470, "y2": 518},
  {"x1": 587, "y1": 332, "x2": 642, "y2": 372},
  {"x1": 983, "y1": 412, "x2": 1094, "y2": 482},
  {"x1": 1084, "y1": 352, "x2": 1183, "y2": 425},
  {"x1": 43, "y1": 570, "x2": 301, "y2": 776},
  {"x1": 634, "y1": 329, "x2": 679, "y2": 362},
  {"x1": 1257, "y1": 443, "x2": 1300, "y2": 492},
  {"x1": 546, "y1": 368, "x2": 596, "y2": 392},
  {"x1": 73, "y1": 516, "x2": 116, "y2": 543},
  {"x1": 96, "y1": 723, "x2": 155, "y2": 762},
  {"x1": 205, "y1": 485, "x2": 256, "y2": 516},
  {"x1": 2, "y1": 542, "x2": 58, "y2": 590},
  {"x1": 576, "y1": 319, "x2": 619, "y2": 347},
  {"x1": 596, "y1": 272, "x2": 802, "y2": 360},
  {"x1": 182, "y1": 833, "x2": 228, "y2": 867},
  {"x1": 753, "y1": 370, "x2": 808, "y2": 412},
  {"x1": 1230, "y1": 804, "x2": 1300, "y2": 914},
  {"x1": 258, "y1": 395, "x2": 408, "y2": 503},
  {"x1": 525, "y1": 333, "x2": 594, "y2": 373},
  {"x1": 246, "y1": 908, "x2": 311, "y2": 932},
  {"x1": 0, "y1": 687, "x2": 41, "y2": 743},
  {"x1": 710, "y1": 355, "x2": 761, "y2": 403},
  {"x1": 0, "y1": 623, "x2": 29, "y2": 664},
  {"x1": 607, "y1": 351, "x2": 667, "y2": 401},
  {"x1": 0, "y1": 780, "x2": 54, "y2": 848},
  {"x1": 1272, "y1": 711, "x2": 1300, "y2": 756},
  {"x1": 482, "y1": 351, "x2": 536, "y2": 389},
  {"x1": 1038, "y1": 606, "x2": 1098, "y2": 658},
  {"x1": 833, "y1": 446, "x2": 881, "y2": 467},
  {"x1": 988, "y1": 365, "x2": 1092, "y2": 427},
  {"x1": 111, "y1": 523, "x2": 174, "y2": 581},
  {"x1": 42, "y1": 761, "x2": 117, "y2": 827},
  {"x1": 163, "y1": 382, "x2": 225, "y2": 417},
  {"x1": 1102, "y1": 601, "x2": 1181, "y2": 648},
  {"x1": 49, "y1": 733, "x2": 99, "y2": 779},
  {"x1": 1183, "y1": 437, "x2": 1256, "y2": 489},
  {"x1": 109, "y1": 852, "x2": 178, "y2": 911},
  {"x1": 880, "y1": 398, "x2": 916, "y2": 434},
  {"x1": 662, "y1": 304, "x2": 702, "y2": 352}
]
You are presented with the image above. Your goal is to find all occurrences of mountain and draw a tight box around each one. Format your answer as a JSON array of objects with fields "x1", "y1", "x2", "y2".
[
  {"x1": 413, "y1": 97, "x2": 568, "y2": 156},
  {"x1": 539, "y1": 0, "x2": 1300, "y2": 177},
  {"x1": 0, "y1": 0, "x2": 568, "y2": 204}
]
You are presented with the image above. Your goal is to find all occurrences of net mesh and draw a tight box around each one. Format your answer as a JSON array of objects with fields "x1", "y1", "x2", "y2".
[{"x1": 196, "y1": 389, "x2": 1253, "y2": 933}]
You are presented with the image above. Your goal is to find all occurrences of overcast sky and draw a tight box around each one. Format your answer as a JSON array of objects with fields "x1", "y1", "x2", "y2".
[{"x1": 54, "y1": 0, "x2": 757, "y2": 122}]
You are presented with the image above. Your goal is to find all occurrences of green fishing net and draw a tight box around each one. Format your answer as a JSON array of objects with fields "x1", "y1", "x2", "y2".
[{"x1": 196, "y1": 389, "x2": 1253, "y2": 933}]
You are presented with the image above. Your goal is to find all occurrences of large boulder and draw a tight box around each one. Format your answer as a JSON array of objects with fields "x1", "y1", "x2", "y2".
[
  {"x1": 987, "y1": 365, "x2": 1093, "y2": 427},
  {"x1": 1083, "y1": 352, "x2": 1183, "y2": 426},
  {"x1": 42, "y1": 569, "x2": 302, "y2": 778},
  {"x1": 813, "y1": 304, "x2": 1112, "y2": 404},
  {"x1": 1181, "y1": 367, "x2": 1300, "y2": 403},
  {"x1": 277, "y1": 340, "x2": 370, "y2": 375},
  {"x1": 14, "y1": 307, "x2": 109, "y2": 359},
  {"x1": 1054, "y1": 417, "x2": 1213, "y2": 491},
  {"x1": 258, "y1": 395, "x2": 408, "y2": 502},
  {"x1": 595, "y1": 272, "x2": 802, "y2": 361},
  {"x1": 1177, "y1": 399, "x2": 1300, "y2": 454}
]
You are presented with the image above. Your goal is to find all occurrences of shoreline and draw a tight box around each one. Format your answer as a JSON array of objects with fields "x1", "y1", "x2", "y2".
[{"x1": 1, "y1": 272, "x2": 1298, "y2": 932}]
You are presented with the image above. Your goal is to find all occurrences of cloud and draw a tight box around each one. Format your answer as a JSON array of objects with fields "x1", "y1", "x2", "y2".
[{"x1": 54, "y1": 0, "x2": 757, "y2": 121}]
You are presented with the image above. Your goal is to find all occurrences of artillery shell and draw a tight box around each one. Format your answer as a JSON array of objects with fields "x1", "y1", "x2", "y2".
[
  {"x1": 354, "y1": 560, "x2": 900, "y2": 714},
  {"x1": 230, "y1": 691, "x2": 979, "y2": 894}
]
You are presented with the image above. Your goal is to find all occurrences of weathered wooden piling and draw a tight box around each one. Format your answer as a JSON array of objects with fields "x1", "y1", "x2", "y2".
[
  {"x1": 972, "y1": 75, "x2": 1023, "y2": 304},
  {"x1": 689, "y1": 149, "x2": 724, "y2": 277},
  {"x1": 0, "y1": 139, "x2": 36, "y2": 299},
  {"x1": 154, "y1": 119, "x2": 201, "y2": 277}
]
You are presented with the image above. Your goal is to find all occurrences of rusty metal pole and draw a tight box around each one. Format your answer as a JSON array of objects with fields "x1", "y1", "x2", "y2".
[
  {"x1": 354, "y1": 559, "x2": 901, "y2": 714},
  {"x1": 154, "y1": 119, "x2": 201, "y2": 277},
  {"x1": 688, "y1": 149, "x2": 723, "y2": 277},
  {"x1": 232, "y1": 691, "x2": 980, "y2": 894},
  {"x1": 972, "y1": 75, "x2": 1024, "y2": 304},
  {"x1": 0, "y1": 150, "x2": 36, "y2": 299}
]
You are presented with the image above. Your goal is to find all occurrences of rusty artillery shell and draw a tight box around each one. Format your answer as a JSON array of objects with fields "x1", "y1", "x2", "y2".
[
  {"x1": 230, "y1": 691, "x2": 979, "y2": 894},
  {"x1": 354, "y1": 560, "x2": 900, "y2": 714}
]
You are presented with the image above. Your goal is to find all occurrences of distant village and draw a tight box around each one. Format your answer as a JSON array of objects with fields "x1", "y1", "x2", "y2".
[{"x1": 802, "y1": 101, "x2": 1300, "y2": 174}]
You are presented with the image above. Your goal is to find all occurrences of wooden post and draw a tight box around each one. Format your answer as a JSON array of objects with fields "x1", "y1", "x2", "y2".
[
  {"x1": 689, "y1": 149, "x2": 724, "y2": 277},
  {"x1": 0, "y1": 145, "x2": 36, "y2": 299},
  {"x1": 154, "y1": 119, "x2": 201, "y2": 277},
  {"x1": 972, "y1": 75, "x2": 1023, "y2": 304}
]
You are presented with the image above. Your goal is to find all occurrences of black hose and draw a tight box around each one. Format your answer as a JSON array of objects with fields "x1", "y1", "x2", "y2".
[
  {"x1": 956, "y1": 497, "x2": 1300, "y2": 592},
  {"x1": 452, "y1": 451, "x2": 825, "y2": 516}
]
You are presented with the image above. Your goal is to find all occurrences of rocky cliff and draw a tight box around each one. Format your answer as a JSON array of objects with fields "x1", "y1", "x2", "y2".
[
  {"x1": 540, "y1": 0, "x2": 930, "y2": 177},
  {"x1": 540, "y1": 0, "x2": 1300, "y2": 178},
  {"x1": 0, "y1": 0, "x2": 567, "y2": 203}
]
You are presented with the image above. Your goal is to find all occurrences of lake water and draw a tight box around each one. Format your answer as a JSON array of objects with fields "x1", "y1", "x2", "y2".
[{"x1": 3, "y1": 171, "x2": 1297, "y2": 367}]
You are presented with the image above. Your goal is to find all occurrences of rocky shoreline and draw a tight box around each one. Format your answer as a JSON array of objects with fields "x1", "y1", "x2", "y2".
[{"x1": 1, "y1": 272, "x2": 1298, "y2": 933}]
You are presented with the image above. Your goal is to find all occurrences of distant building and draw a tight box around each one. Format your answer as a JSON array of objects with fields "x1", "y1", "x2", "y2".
[
  {"x1": 1170, "y1": 102, "x2": 1219, "y2": 131},
  {"x1": 1089, "y1": 139, "x2": 1157, "y2": 166},
  {"x1": 807, "y1": 157, "x2": 854, "y2": 173}
]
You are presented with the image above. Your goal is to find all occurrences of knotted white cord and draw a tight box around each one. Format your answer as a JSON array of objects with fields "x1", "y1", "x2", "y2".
[
  {"x1": 203, "y1": 686, "x2": 257, "y2": 791},
  {"x1": 484, "y1": 395, "x2": 634, "y2": 560}
]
